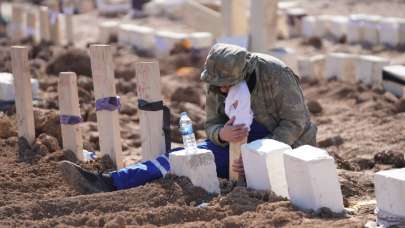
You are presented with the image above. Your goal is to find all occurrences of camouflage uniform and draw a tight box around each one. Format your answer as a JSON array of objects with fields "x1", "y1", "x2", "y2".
[{"x1": 201, "y1": 43, "x2": 317, "y2": 148}]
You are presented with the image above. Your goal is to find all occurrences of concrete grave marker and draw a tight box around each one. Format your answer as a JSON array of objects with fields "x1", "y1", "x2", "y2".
[
  {"x1": 375, "y1": 168, "x2": 405, "y2": 226},
  {"x1": 298, "y1": 55, "x2": 325, "y2": 80},
  {"x1": 325, "y1": 53, "x2": 356, "y2": 83},
  {"x1": 241, "y1": 139, "x2": 291, "y2": 198},
  {"x1": 155, "y1": 31, "x2": 187, "y2": 57},
  {"x1": 362, "y1": 15, "x2": 381, "y2": 46},
  {"x1": 0, "y1": 73, "x2": 39, "y2": 102},
  {"x1": 10, "y1": 4, "x2": 25, "y2": 41},
  {"x1": 382, "y1": 65, "x2": 405, "y2": 98},
  {"x1": 398, "y1": 20, "x2": 405, "y2": 48},
  {"x1": 170, "y1": 148, "x2": 220, "y2": 194},
  {"x1": 347, "y1": 14, "x2": 367, "y2": 44},
  {"x1": 118, "y1": 24, "x2": 155, "y2": 52},
  {"x1": 329, "y1": 16, "x2": 349, "y2": 41},
  {"x1": 356, "y1": 55, "x2": 390, "y2": 87},
  {"x1": 284, "y1": 145, "x2": 344, "y2": 214},
  {"x1": 379, "y1": 17, "x2": 401, "y2": 48},
  {"x1": 286, "y1": 8, "x2": 307, "y2": 38},
  {"x1": 99, "y1": 20, "x2": 119, "y2": 43},
  {"x1": 269, "y1": 47, "x2": 298, "y2": 73}
]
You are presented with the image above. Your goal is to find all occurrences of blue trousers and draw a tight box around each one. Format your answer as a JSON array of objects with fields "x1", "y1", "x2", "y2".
[{"x1": 111, "y1": 120, "x2": 271, "y2": 190}]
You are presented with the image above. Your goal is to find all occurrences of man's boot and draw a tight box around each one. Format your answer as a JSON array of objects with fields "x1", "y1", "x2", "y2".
[{"x1": 58, "y1": 161, "x2": 116, "y2": 194}]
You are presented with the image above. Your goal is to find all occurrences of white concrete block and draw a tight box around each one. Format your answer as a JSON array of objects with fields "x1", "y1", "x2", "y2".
[
  {"x1": 188, "y1": 32, "x2": 214, "y2": 49},
  {"x1": 169, "y1": 148, "x2": 220, "y2": 194},
  {"x1": 347, "y1": 14, "x2": 368, "y2": 44},
  {"x1": 298, "y1": 55, "x2": 325, "y2": 80},
  {"x1": 118, "y1": 24, "x2": 155, "y2": 51},
  {"x1": 154, "y1": 31, "x2": 187, "y2": 57},
  {"x1": 269, "y1": 47, "x2": 298, "y2": 72},
  {"x1": 286, "y1": 8, "x2": 307, "y2": 38},
  {"x1": 375, "y1": 168, "x2": 405, "y2": 218},
  {"x1": 284, "y1": 145, "x2": 344, "y2": 214},
  {"x1": 329, "y1": 16, "x2": 349, "y2": 41},
  {"x1": 96, "y1": 0, "x2": 130, "y2": 15},
  {"x1": 0, "y1": 73, "x2": 39, "y2": 101},
  {"x1": 302, "y1": 16, "x2": 319, "y2": 39},
  {"x1": 362, "y1": 15, "x2": 381, "y2": 46},
  {"x1": 241, "y1": 139, "x2": 291, "y2": 198},
  {"x1": 325, "y1": 53, "x2": 356, "y2": 82},
  {"x1": 98, "y1": 20, "x2": 119, "y2": 43},
  {"x1": 356, "y1": 55, "x2": 390, "y2": 86},
  {"x1": 398, "y1": 20, "x2": 405, "y2": 48},
  {"x1": 382, "y1": 65, "x2": 405, "y2": 97},
  {"x1": 379, "y1": 17, "x2": 400, "y2": 48}
]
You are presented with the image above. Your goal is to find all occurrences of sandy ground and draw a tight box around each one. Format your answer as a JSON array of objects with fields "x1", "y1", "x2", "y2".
[{"x1": 0, "y1": 0, "x2": 405, "y2": 227}]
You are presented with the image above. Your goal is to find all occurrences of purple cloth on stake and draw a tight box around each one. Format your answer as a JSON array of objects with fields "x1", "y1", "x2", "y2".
[
  {"x1": 60, "y1": 115, "x2": 83, "y2": 125},
  {"x1": 95, "y1": 96, "x2": 121, "y2": 111}
]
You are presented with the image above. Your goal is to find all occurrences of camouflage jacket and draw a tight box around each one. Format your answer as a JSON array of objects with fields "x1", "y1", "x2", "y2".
[{"x1": 201, "y1": 43, "x2": 317, "y2": 148}]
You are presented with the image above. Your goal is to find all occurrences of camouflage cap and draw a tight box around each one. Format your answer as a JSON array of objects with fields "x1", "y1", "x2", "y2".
[{"x1": 201, "y1": 43, "x2": 248, "y2": 86}]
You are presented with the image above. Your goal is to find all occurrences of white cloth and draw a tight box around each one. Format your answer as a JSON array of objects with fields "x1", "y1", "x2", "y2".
[{"x1": 224, "y1": 81, "x2": 253, "y2": 131}]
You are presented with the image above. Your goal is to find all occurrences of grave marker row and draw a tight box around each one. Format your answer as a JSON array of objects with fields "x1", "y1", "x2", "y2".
[{"x1": 10, "y1": 3, "x2": 74, "y2": 45}]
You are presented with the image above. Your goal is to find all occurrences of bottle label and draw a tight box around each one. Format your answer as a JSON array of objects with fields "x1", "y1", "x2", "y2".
[{"x1": 180, "y1": 125, "x2": 193, "y2": 136}]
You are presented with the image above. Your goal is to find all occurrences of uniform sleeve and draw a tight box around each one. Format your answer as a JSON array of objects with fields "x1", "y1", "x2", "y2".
[
  {"x1": 204, "y1": 89, "x2": 228, "y2": 147},
  {"x1": 270, "y1": 67, "x2": 310, "y2": 145}
]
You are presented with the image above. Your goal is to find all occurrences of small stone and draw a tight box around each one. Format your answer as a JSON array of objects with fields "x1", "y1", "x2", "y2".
[
  {"x1": 318, "y1": 135, "x2": 344, "y2": 148},
  {"x1": 307, "y1": 100, "x2": 323, "y2": 114},
  {"x1": 0, "y1": 113, "x2": 17, "y2": 138},
  {"x1": 395, "y1": 98, "x2": 405, "y2": 113},
  {"x1": 384, "y1": 91, "x2": 399, "y2": 103},
  {"x1": 120, "y1": 102, "x2": 137, "y2": 116},
  {"x1": 37, "y1": 133, "x2": 60, "y2": 152}
]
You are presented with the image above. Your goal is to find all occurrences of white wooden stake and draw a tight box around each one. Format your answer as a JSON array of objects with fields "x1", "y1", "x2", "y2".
[
  {"x1": 221, "y1": 0, "x2": 248, "y2": 36},
  {"x1": 249, "y1": 0, "x2": 278, "y2": 52},
  {"x1": 229, "y1": 137, "x2": 247, "y2": 181},
  {"x1": 26, "y1": 10, "x2": 37, "y2": 42},
  {"x1": 58, "y1": 72, "x2": 84, "y2": 160},
  {"x1": 135, "y1": 61, "x2": 165, "y2": 161},
  {"x1": 11, "y1": 4, "x2": 24, "y2": 41},
  {"x1": 65, "y1": 13, "x2": 74, "y2": 45},
  {"x1": 48, "y1": 2, "x2": 60, "y2": 45},
  {"x1": 10, "y1": 46, "x2": 35, "y2": 144},
  {"x1": 39, "y1": 6, "x2": 51, "y2": 42},
  {"x1": 89, "y1": 45, "x2": 124, "y2": 169}
]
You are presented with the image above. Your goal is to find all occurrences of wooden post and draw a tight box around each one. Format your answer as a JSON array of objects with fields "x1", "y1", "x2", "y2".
[
  {"x1": 221, "y1": 0, "x2": 248, "y2": 36},
  {"x1": 10, "y1": 46, "x2": 35, "y2": 144},
  {"x1": 229, "y1": 137, "x2": 247, "y2": 181},
  {"x1": 249, "y1": 0, "x2": 278, "y2": 52},
  {"x1": 65, "y1": 13, "x2": 74, "y2": 45},
  {"x1": 58, "y1": 72, "x2": 84, "y2": 160},
  {"x1": 48, "y1": 2, "x2": 60, "y2": 45},
  {"x1": 39, "y1": 6, "x2": 51, "y2": 42},
  {"x1": 26, "y1": 10, "x2": 37, "y2": 42},
  {"x1": 135, "y1": 62, "x2": 165, "y2": 161},
  {"x1": 89, "y1": 45, "x2": 123, "y2": 169},
  {"x1": 11, "y1": 4, "x2": 25, "y2": 41}
]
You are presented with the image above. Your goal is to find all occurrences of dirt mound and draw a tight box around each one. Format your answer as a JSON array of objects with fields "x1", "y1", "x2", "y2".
[{"x1": 46, "y1": 48, "x2": 92, "y2": 77}]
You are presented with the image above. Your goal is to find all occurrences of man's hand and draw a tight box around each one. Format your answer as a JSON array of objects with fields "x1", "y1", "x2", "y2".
[
  {"x1": 219, "y1": 117, "x2": 249, "y2": 143},
  {"x1": 232, "y1": 156, "x2": 245, "y2": 177}
]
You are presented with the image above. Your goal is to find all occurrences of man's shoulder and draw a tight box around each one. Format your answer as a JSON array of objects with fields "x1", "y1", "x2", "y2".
[{"x1": 253, "y1": 52, "x2": 288, "y2": 69}]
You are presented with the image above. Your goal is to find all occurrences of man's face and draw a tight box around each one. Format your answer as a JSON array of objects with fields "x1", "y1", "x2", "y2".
[{"x1": 219, "y1": 85, "x2": 232, "y2": 94}]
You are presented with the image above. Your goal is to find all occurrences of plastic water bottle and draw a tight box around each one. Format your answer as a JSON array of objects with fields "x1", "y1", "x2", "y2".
[{"x1": 179, "y1": 112, "x2": 197, "y2": 153}]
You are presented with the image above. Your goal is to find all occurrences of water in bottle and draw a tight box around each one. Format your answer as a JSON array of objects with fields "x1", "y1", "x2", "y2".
[{"x1": 179, "y1": 112, "x2": 197, "y2": 153}]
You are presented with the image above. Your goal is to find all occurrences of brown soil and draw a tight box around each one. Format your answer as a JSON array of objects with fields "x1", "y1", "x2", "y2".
[{"x1": 1, "y1": 0, "x2": 405, "y2": 227}]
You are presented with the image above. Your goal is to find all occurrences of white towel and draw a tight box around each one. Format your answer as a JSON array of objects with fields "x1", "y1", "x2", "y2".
[{"x1": 224, "y1": 81, "x2": 253, "y2": 131}]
